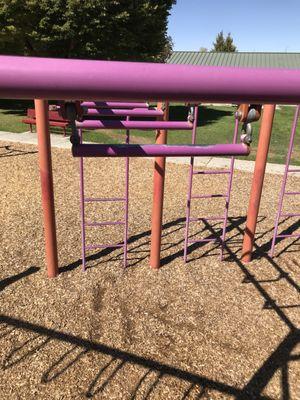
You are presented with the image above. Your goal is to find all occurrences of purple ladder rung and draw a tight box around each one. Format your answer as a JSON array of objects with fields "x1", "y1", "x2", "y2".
[
  {"x1": 188, "y1": 238, "x2": 220, "y2": 243},
  {"x1": 81, "y1": 101, "x2": 149, "y2": 109},
  {"x1": 86, "y1": 243, "x2": 124, "y2": 250},
  {"x1": 190, "y1": 216, "x2": 225, "y2": 221},
  {"x1": 287, "y1": 169, "x2": 300, "y2": 173},
  {"x1": 85, "y1": 107, "x2": 164, "y2": 118},
  {"x1": 85, "y1": 221, "x2": 125, "y2": 227},
  {"x1": 279, "y1": 213, "x2": 300, "y2": 218},
  {"x1": 276, "y1": 234, "x2": 300, "y2": 238},
  {"x1": 193, "y1": 170, "x2": 230, "y2": 175},
  {"x1": 84, "y1": 197, "x2": 125, "y2": 202},
  {"x1": 191, "y1": 194, "x2": 227, "y2": 199},
  {"x1": 284, "y1": 191, "x2": 300, "y2": 195}
]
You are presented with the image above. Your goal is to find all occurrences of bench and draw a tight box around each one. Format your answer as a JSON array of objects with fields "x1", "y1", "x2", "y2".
[{"x1": 22, "y1": 108, "x2": 69, "y2": 136}]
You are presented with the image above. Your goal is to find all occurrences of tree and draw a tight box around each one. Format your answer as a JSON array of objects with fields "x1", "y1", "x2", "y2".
[
  {"x1": 199, "y1": 47, "x2": 208, "y2": 52},
  {"x1": 212, "y1": 31, "x2": 237, "y2": 52},
  {"x1": 0, "y1": 0, "x2": 176, "y2": 61}
]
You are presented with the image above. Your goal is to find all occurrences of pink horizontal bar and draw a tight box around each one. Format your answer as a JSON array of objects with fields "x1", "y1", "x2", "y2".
[
  {"x1": 193, "y1": 170, "x2": 230, "y2": 175},
  {"x1": 285, "y1": 191, "x2": 300, "y2": 195},
  {"x1": 85, "y1": 221, "x2": 124, "y2": 226},
  {"x1": 72, "y1": 143, "x2": 250, "y2": 158},
  {"x1": 288, "y1": 169, "x2": 300, "y2": 173},
  {"x1": 81, "y1": 101, "x2": 149, "y2": 109},
  {"x1": 86, "y1": 244, "x2": 124, "y2": 250},
  {"x1": 76, "y1": 120, "x2": 192, "y2": 130},
  {"x1": 2, "y1": 55, "x2": 300, "y2": 104},
  {"x1": 84, "y1": 107, "x2": 163, "y2": 118},
  {"x1": 84, "y1": 197, "x2": 125, "y2": 202}
]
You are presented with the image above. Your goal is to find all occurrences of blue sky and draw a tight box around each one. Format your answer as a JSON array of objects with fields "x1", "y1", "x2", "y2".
[{"x1": 168, "y1": 0, "x2": 300, "y2": 52}]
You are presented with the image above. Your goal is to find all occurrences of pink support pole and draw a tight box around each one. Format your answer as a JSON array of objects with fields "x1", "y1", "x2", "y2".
[
  {"x1": 35, "y1": 99, "x2": 59, "y2": 278},
  {"x1": 242, "y1": 105, "x2": 276, "y2": 262},
  {"x1": 150, "y1": 102, "x2": 169, "y2": 270}
]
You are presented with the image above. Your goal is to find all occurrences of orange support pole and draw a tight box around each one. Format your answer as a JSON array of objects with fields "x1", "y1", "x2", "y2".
[
  {"x1": 241, "y1": 104, "x2": 276, "y2": 262},
  {"x1": 150, "y1": 102, "x2": 169, "y2": 269},
  {"x1": 35, "y1": 99, "x2": 59, "y2": 277}
]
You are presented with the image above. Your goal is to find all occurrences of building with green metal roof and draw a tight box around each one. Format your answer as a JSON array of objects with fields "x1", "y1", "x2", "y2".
[{"x1": 167, "y1": 52, "x2": 300, "y2": 69}]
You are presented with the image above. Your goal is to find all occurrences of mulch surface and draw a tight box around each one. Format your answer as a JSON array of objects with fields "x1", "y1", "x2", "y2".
[{"x1": 0, "y1": 141, "x2": 299, "y2": 400}]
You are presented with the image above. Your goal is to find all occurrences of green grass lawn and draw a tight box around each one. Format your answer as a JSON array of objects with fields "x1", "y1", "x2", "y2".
[{"x1": 0, "y1": 100, "x2": 299, "y2": 165}]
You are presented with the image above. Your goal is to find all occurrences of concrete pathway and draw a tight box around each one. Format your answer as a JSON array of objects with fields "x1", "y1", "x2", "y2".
[{"x1": 1, "y1": 130, "x2": 299, "y2": 176}]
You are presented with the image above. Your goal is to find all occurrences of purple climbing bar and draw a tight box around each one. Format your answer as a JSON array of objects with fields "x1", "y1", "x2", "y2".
[
  {"x1": 81, "y1": 101, "x2": 149, "y2": 109},
  {"x1": 84, "y1": 108, "x2": 164, "y2": 118},
  {"x1": 72, "y1": 143, "x2": 250, "y2": 158},
  {"x1": 2, "y1": 56, "x2": 300, "y2": 104},
  {"x1": 76, "y1": 120, "x2": 193, "y2": 130}
]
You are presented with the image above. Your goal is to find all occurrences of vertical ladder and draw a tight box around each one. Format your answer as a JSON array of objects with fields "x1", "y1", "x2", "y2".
[
  {"x1": 184, "y1": 107, "x2": 239, "y2": 262},
  {"x1": 269, "y1": 105, "x2": 300, "y2": 257},
  {"x1": 79, "y1": 123, "x2": 130, "y2": 270}
]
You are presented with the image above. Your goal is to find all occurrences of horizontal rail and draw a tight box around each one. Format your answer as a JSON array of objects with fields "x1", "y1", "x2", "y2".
[
  {"x1": 72, "y1": 143, "x2": 250, "y2": 158},
  {"x1": 1, "y1": 55, "x2": 300, "y2": 104},
  {"x1": 76, "y1": 120, "x2": 192, "y2": 130},
  {"x1": 81, "y1": 101, "x2": 149, "y2": 109},
  {"x1": 84, "y1": 108, "x2": 163, "y2": 118}
]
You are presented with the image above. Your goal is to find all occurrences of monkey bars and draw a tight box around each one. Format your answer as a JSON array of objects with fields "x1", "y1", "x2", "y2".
[{"x1": 1, "y1": 55, "x2": 300, "y2": 277}]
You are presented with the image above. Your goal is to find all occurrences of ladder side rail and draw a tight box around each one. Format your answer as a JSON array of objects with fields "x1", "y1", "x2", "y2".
[
  {"x1": 220, "y1": 116, "x2": 239, "y2": 260},
  {"x1": 79, "y1": 128, "x2": 87, "y2": 271},
  {"x1": 269, "y1": 105, "x2": 300, "y2": 257},
  {"x1": 183, "y1": 106, "x2": 199, "y2": 262},
  {"x1": 124, "y1": 116, "x2": 130, "y2": 267}
]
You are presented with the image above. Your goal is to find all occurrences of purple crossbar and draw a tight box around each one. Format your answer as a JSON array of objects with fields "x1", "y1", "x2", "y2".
[
  {"x1": 84, "y1": 107, "x2": 164, "y2": 118},
  {"x1": 76, "y1": 120, "x2": 192, "y2": 130},
  {"x1": 81, "y1": 101, "x2": 149, "y2": 109},
  {"x1": 72, "y1": 143, "x2": 250, "y2": 158},
  {"x1": 3, "y1": 55, "x2": 300, "y2": 104}
]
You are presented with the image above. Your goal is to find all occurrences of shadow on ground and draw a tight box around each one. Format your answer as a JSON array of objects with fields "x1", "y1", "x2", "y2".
[{"x1": 1, "y1": 215, "x2": 299, "y2": 398}]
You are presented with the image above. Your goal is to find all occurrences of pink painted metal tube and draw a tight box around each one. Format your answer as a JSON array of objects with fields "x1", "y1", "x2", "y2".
[
  {"x1": 84, "y1": 108, "x2": 164, "y2": 118},
  {"x1": 76, "y1": 120, "x2": 192, "y2": 130},
  {"x1": 72, "y1": 143, "x2": 250, "y2": 158},
  {"x1": 81, "y1": 101, "x2": 149, "y2": 109},
  {"x1": 1, "y1": 56, "x2": 300, "y2": 104}
]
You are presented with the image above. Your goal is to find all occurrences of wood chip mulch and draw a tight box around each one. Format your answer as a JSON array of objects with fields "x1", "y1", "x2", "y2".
[{"x1": 0, "y1": 141, "x2": 299, "y2": 399}]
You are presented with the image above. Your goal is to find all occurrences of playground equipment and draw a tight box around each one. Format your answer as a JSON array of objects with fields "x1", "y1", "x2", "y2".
[
  {"x1": 1, "y1": 55, "x2": 300, "y2": 277},
  {"x1": 183, "y1": 106, "x2": 238, "y2": 261},
  {"x1": 78, "y1": 101, "x2": 170, "y2": 269},
  {"x1": 183, "y1": 104, "x2": 261, "y2": 262},
  {"x1": 270, "y1": 105, "x2": 300, "y2": 256}
]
